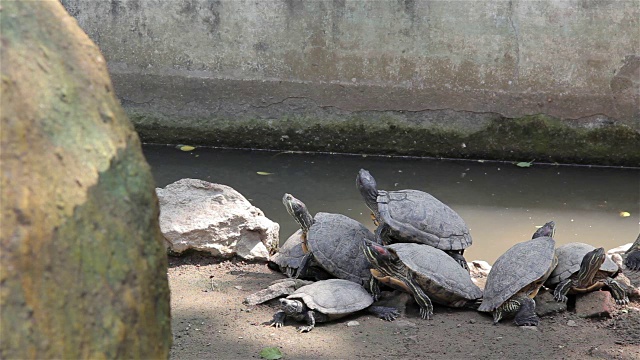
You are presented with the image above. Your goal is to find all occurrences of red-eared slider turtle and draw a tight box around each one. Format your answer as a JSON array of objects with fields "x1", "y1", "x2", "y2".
[
  {"x1": 356, "y1": 169, "x2": 472, "y2": 270},
  {"x1": 268, "y1": 229, "x2": 331, "y2": 280},
  {"x1": 478, "y1": 221, "x2": 558, "y2": 326},
  {"x1": 545, "y1": 243, "x2": 628, "y2": 304},
  {"x1": 362, "y1": 240, "x2": 483, "y2": 320},
  {"x1": 624, "y1": 234, "x2": 640, "y2": 271},
  {"x1": 282, "y1": 193, "x2": 381, "y2": 296},
  {"x1": 269, "y1": 279, "x2": 399, "y2": 332}
]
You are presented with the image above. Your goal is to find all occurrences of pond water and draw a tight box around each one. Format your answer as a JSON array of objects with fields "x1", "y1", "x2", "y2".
[{"x1": 143, "y1": 144, "x2": 639, "y2": 264}]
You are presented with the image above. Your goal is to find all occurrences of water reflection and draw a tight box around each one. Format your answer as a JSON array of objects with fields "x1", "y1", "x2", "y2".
[{"x1": 143, "y1": 145, "x2": 639, "y2": 263}]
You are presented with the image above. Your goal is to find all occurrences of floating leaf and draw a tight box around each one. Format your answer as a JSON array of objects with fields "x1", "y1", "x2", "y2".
[
  {"x1": 257, "y1": 171, "x2": 273, "y2": 176},
  {"x1": 619, "y1": 211, "x2": 631, "y2": 217},
  {"x1": 516, "y1": 160, "x2": 534, "y2": 168},
  {"x1": 259, "y1": 347, "x2": 282, "y2": 360},
  {"x1": 179, "y1": 145, "x2": 195, "y2": 152}
]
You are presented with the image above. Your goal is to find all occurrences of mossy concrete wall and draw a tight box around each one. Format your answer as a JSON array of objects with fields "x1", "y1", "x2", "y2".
[
  {"x1": 1, "y1": 1, "x2": 171, "y2": 358},
  {"x1": 63, "y1": 0, "x2": 639, "y2": 165}
]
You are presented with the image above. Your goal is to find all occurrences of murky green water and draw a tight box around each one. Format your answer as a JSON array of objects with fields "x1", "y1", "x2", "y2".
[{"x1": 143, "y1": 144, "x2": 639, "y2": 263}]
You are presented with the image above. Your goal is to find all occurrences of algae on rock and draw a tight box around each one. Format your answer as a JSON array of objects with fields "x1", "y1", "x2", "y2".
[{"x1": 0, "y1": 2, "x2": 171, "y2": 358}]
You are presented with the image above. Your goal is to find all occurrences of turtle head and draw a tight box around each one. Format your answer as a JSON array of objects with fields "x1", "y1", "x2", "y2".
[
  {"x1": 356, "y1": 169, "x2": 380, "y2": 217},
  {"x1": 532, "y1": 221, "x2": 555, "y2": 239},
  {"x1": 362, "y1": 239, "x2": 400, "y2": 275},
  {"x1": 279, "y1": 298, "x2": 305, "y2": 316},
  {"x1": 576, "y1": 247, "x2": 606, "y2": 285},
  {"x1": 282, "y1": 193, "x2": 314, "y2": 233}
]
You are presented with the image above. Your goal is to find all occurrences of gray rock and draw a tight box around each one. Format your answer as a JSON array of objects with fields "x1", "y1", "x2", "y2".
[
  {"x1": 567, "y1": 320, "x2": 578, "y2": 327},
  {"x1": 535, "y1": 290, "x2": 567, "y2": 317},
  {"x1": 346, "y1": 321, "x2": 360, "y2": 327},
  {"x1": 157, "y1": 179, "x2": 279, "y2": 260}
]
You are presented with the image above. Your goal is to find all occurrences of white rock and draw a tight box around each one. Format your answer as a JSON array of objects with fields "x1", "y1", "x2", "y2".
[
  {"x1": 471, "y1": 260, "x2": 492, "y2": 271},
  {"x1": 346, "y1": 321, "x2": 360, "y2": 327},
  {"x1": 608, "y1": 243, "x2": 632, "y2": 255},
  {"x1": 157, "y1": 178, "x2": 279, "y2": 260},
  {"x1": 567, "y1": 320, "x2": 578, "y2": 327}
]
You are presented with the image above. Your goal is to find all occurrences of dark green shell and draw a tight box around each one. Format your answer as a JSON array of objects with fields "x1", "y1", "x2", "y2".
[
  {"x1": 389, "y1": 243, "x2": 483, "y2": 304},
  {"x1": 307, "y1": 212, "x2": 378, "y2": 286},
  {"x1": 478, "y1": 236, "x2": 556, "y2": 312},
  {"x1": 377, "y1": 190, "x2": 471, "y2": 251}
]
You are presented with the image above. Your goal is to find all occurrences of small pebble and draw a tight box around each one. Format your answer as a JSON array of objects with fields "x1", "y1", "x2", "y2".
[
  {"x1": 520, "y1": 326, "x2": 538, "y2": 331},
  {"x1": 469, "y1": 319, "x2": 477, "y2": 324},
  {"x1": 347, "y1": 321, "x2": 360, "y2": 327},
  {"x1": 234, "y1": 286, "x2": 243, "y2": 290},
  {"x1": 567, "y1": 320, "x2": 578, "y2": 327}
]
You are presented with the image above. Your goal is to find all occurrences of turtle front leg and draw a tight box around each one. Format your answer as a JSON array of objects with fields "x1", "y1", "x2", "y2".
[
  {"x1": 513, "y1": 297, "x2": 539, "y2": 326},
  {"x1": 368, "y1": 306, "x2": 399, "y2": 321},
  {"x1": 404, "y1": 277, "x2": 433, "y2": 320},
  {"x1": 367, "y1": 277, "x2": 381, "y2": 301},
  {"x1": 602, "y1": 278, "x2": 629, "y2": 305},
  {"x1": 553, "y1": 279, "x2": 573, "y2": 303},
  {"x1": 269, "y1": 310, "x2": 287, "y2": 328},
  {"x1": 445, "y1": 251, "x2": 470, "y2": 272},
  {"x1": 298, "y1": 310, "x2": 316, "y2": 333}
]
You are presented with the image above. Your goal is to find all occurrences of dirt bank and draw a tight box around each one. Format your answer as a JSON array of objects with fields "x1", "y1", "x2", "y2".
[{"x1": 168, "y1": 255, "x2": 639, "y2": 360}]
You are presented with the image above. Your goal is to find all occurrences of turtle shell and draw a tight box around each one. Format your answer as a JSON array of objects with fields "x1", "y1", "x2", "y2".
[
  {"x1": 307, "y1": 212, "x2": 378, "y2": 285},
  {"x1": 270, "y1": 229, "x2": 306, "y2": 271},
  {"x1": 377, "y1": 189, "x2": 471, "y2": 251},
  {"x1": 389, "y1": 243, "x2": 483, "y2": 303},
  {"x1": 287, "y1": 279, "x2": 373, "y2": 315},
  {"x1": 478, "y1": 236, "x2": 556, "y2": 312},
  {"x1": 545, "y1": 242, "x2": 619, "y2": 287}
]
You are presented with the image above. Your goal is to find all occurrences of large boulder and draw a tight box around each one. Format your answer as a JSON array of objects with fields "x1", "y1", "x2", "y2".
[
  {"x1": 0, "y1": 2, "x2": 171, "y2": 359},
  {"x1": 157, "y1": 178, "x2": 279, "y2": 260}
]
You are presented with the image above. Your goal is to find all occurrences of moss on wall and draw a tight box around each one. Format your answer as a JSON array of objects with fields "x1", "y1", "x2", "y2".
[{"x1": 131, "y1": 112, "x2": 639, "y2": 166}]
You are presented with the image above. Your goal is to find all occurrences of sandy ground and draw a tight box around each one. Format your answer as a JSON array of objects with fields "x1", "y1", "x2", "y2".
[{"x1": 168, "y1": 255, "x2": 640, "y2": 360}]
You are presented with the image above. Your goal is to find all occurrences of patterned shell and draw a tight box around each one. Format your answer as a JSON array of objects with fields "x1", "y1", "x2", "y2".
[
  {"x1": 389, "y1": 243, "x2": 483, "y2": 300},
  {"x1": 287, "y1": 279, "x2": 373, "y2": 315},
  {"x1": 377, "y1": 189, "x2": 471, "y2": 251},
  {"x1": 307, "y1": 212, "x2": 378, "y2": 285},
  {"x1": 545, "y1": 242, "x2": 619, "y2": 286},
  {"x1": 478, "y1": 236, "x2": 556, "y2": 312}
]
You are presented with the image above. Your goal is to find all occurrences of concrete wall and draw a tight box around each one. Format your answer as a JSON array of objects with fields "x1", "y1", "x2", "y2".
[{"x1": 63, "y1": 0, "x2": 639, "y2": 165}]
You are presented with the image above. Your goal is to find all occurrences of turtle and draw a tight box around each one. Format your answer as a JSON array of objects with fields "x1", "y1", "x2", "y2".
[
  {"x1": 362, "y1": 240, "x2": 483, "y2": 320},
  {"x1": 268, "y1": 229, "x2": 331, "y2": 280},
  {"x1": 624, "y1": 234, "x2": 640, "y2": 271},
  {"x1": 478, "y1": 221, "x2": 558, "y2": 326},
  {"x1": 356, "y1": 168, "x2": 472, "y2": 270},
  {"x1": 282, "y1": 193, "x2": 381, "y2": 296},
  {"x1": 545, "y1": 243, "x2": 628, "y2": 305},
  {"x1": 269, "y1": 279, "x2": 399, "y2": 332}
]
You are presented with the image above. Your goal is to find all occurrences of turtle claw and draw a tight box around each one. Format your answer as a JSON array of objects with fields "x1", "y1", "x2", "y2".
[
  {"x1": 419, "y1": 307, "x2": 433, "y2": 320},
  {"x1": 615, "y1": 297, "x2": 629, "y2": 306},
  {"x1": 269, "y1": 320, "x2": 284, "y2": 328},
  {"x1": 297, "y1": 326, "x2": 313, "y2": 333},
  {"x1": 383, "y1": 310, "x2": 399, "y2": 321}
]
